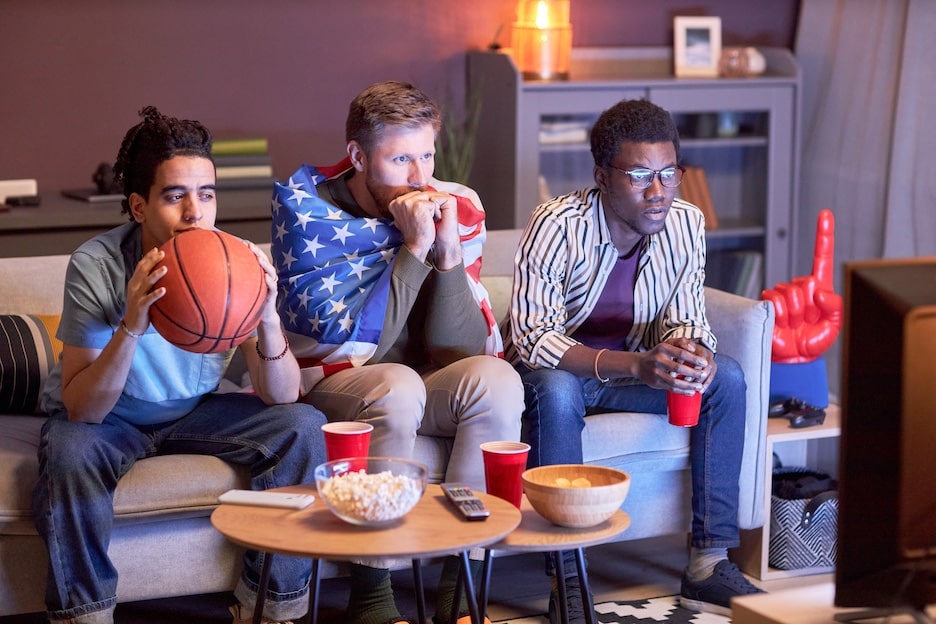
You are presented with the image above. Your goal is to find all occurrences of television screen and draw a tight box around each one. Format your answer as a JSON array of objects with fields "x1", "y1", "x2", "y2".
[{"x1": 836, "y1": 257, "x2": 936, "y2": 616}]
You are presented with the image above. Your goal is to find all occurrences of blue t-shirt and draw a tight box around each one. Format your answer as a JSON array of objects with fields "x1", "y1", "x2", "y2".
[{"x1": 40, "y1": 223, "x2": 234, "y2": 425}]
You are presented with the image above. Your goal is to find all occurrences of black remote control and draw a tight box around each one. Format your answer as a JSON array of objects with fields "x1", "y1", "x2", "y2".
[{"x1": 441, "y1": 483, "x2": 490, "y2": 521}]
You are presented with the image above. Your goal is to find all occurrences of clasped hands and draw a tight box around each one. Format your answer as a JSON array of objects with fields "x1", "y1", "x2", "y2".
[
  {"x1": 389, "y1": 188, "x2": 462, "y2": 269},
  {"x1": 761, "y1": 209, "x2": 842, "y2": 363},
  {"x1": 639, "y1": 338, "x2": 715, "y2": 396}
]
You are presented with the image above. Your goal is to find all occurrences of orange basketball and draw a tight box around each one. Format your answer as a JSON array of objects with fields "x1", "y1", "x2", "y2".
[{"x1": 150, "y1": 229, "x2": 266, "y2": 354}]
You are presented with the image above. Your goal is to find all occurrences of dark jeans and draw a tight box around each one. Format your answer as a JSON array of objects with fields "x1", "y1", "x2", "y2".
[
  {"x1": 32, "y1": 393, "x2": 327, "y2": 623},
  {"x1": 518, "y1": 353, "x2": 746, "y2": 548}
]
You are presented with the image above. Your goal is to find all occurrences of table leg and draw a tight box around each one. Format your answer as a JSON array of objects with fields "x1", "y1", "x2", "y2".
[
  {"x1": 478, "y1": 549, "x2": 493, "y2": 616},
  {"x1": 253, "y1": 552, "x2": 274, "y2": 624},
  {"x1": 554, "y1": 551, "x2": 569, "y2": 624},
  {"x1": 573, "y1": 548, "x2": 596, "y2": 624},
  {"x1": 412, "y1": 559, "x2": 427, "y2": 624},
  {"x1": 458, "y1": 551, "x2": 483, "y2": 624},
  {"x1": 307, "y1": 558, "x2": 321, "y2": 624}
]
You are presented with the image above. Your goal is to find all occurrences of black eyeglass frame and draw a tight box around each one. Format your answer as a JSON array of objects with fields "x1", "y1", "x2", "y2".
[{"x1": 607, "y1": 164, "x2": 685, "y2": 189}]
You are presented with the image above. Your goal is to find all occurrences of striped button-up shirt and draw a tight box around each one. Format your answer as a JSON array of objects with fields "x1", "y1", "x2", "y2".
[{"x1": 506, "y1": 187, "x2": 716, "y2": 372}]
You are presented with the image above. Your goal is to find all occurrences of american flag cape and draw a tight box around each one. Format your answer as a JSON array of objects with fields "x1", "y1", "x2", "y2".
[{"x1": 270, "y1": 159, "x2": 504, "y2": 394}]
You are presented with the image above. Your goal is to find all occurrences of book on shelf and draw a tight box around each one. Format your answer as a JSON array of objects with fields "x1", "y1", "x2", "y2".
[
  {"x1": 735, "y1": 250, "x2": 763, "y2": 299},
  {"x1": 212, "y1": 138, "x2": 269, "y2": 156},
  {"x1": 539, "y1": 121, "x2": 589, "y2": 145},
  {"x1": 215, "y1": 176, "x2": 273, "y2": 191},
  {"x1": 215, "y1": 165, "x2": 274, "y2": 180},
  {"x1": 708, "y1": 250, "x2": 763, "y2": 298},
  {"x1": 678, "y1": 166, "x2": 718, "y2": 230},
  {"x1": 61, "y1": 188, "x2": 124, "y2": 203},
  {"x1": 213, "y1": 153, "x2": 272, "y2": 167}
]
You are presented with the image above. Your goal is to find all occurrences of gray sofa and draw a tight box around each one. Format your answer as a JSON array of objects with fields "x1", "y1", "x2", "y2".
[{"x1": 0, "y1": 228, "x2": 774, "y2": 616}]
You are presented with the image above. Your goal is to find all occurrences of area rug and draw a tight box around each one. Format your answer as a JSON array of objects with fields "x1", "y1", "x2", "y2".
[{"x1": 497, "y1": 595, "x2": 732, "y2": 623}]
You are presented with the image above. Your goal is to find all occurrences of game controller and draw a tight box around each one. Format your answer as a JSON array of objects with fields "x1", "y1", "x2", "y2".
[{"x1": 768, "y1": 397, "x2": 826, "y2": 428}]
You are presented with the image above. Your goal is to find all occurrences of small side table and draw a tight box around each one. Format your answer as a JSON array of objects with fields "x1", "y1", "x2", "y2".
[
  {"x1": 211, "y1": 483, "x2": 521, "y2": 624},
  {"x1": 478, "y1": 496, "x2": 631, "y2": 624}
]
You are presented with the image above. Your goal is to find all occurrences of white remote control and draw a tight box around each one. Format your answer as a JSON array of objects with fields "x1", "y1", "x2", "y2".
[
  {"x1": 218, "y1": 489, "x2": 315, "y2": 510},
  {"x1": 441, "y1": 483, "x2": 490, "y2": 521}
]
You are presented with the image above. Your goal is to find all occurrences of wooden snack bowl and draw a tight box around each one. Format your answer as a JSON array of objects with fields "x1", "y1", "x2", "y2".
[{"x1": 521, "y1": 464, "x2": 630, "y2": 529}]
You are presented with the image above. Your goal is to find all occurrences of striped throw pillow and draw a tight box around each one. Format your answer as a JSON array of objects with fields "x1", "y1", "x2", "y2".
[{"x1": 0, "y1": 314, "x2": 61, "y2": 414}]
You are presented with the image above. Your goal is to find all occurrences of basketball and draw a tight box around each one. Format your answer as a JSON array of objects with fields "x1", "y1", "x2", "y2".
[{"x1": 150, "y1": 229, "x2": 267, "y2": 353}]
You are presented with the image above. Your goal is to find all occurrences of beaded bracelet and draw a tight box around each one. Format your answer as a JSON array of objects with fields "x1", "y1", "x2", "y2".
[
  {"x1": 119, "y1": 319, "x2": 145, "y2": 339},
  {"x1": 256, "y1": 333, "x2": 289, "y2": 361},
  {"x1": 593, "y1": 348, "x2": 610, "y2": 383}
]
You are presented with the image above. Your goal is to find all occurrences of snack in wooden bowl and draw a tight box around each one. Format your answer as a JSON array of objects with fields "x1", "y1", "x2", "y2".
[{"x1": 521, "y1": 464, "x2": 630, "y2": 528}]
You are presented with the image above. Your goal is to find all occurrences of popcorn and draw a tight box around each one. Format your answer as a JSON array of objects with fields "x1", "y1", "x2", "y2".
[{"x1": 319, "y1": 469, "x2": 422, "y2": 523}]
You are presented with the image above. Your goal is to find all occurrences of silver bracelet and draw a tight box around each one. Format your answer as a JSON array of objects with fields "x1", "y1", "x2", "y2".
[{"x1": 119, "y1": 319, "x2": 145, "y2": 339}]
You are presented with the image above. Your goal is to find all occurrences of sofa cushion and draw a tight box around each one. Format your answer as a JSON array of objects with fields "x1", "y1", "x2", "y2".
[
  {"x1": 0, "y1": 411, "x2": 250, "y2": 535},
  {"x1": 582, "y1": 411, "x2": 690, "y2": 473},
  {"x1": 0, "y1": 315, "x2": 61, "y2": 414}
]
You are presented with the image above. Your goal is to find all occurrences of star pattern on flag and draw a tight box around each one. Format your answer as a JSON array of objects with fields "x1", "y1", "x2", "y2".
[
  {"x1": 270, "y1": 164, "x2": 401, "y2": 347},
  {"x1": 269, "y1": 160, "x2": 503, "y2": 387}
]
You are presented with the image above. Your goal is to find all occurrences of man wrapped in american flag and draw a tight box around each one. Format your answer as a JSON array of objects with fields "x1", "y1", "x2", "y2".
[{"x1": 271, "y1": 80, "x2": 522, "y2": 624}]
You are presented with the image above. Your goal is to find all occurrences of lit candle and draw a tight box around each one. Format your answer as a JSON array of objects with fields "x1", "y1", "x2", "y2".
[
  {"x1": 535, "y1": 1, "x2": 551, "y2": 78},
  {"x1": 512, "y1": 0, "x2": 572, "y2": 80}
]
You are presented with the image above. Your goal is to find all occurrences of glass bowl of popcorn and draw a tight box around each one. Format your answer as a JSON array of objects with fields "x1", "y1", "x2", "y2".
[
  {"x1": 521, "y1": 464, "x2": 630, "y2": 528},
  {"x1": 314, "y1": 457, "x2": 429, "y2": 526}
]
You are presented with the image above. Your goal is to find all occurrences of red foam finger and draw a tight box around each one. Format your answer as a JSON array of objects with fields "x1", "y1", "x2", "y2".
[
  {"x1": 776, "y1": 282, "x2": 805, "y2": 327},
  {"x1": 812, "y1": 209, "x2": 836, "y2": 291}
]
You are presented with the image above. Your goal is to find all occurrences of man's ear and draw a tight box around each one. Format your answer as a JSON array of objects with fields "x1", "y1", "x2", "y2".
[
  {"x1": 128, "y1": 193, "x2": 146, "y2": 222},
  {"x1": 594, "y1": 165, "x2": 610, "y2": 194},
  {"x1": 348, "y1": 141, "x2": 366, "y2": 172}
]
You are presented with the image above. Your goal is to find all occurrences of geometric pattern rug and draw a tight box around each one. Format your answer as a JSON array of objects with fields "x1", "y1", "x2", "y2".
[{"x1": 498, "y1": 595, "x2": 732, "y2": 623}]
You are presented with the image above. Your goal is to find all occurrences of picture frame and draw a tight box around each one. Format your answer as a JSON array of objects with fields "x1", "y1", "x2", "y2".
[{"x1": 673, "y1": 16, "x2": 722, "y2": 78}]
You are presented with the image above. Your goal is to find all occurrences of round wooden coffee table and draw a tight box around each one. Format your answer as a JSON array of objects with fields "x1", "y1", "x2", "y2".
[
  {"x1": 479, "y1": 495, "x2": 631, "y2": 624},
  {"x1": 211, "y1": 483, "x2": 521, "y2": 624}
]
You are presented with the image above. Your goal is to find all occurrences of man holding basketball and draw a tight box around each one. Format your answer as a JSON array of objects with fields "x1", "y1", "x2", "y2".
[
  {"x1": 32, "y1": 107, "x2": 326, "y2": 624},
  {"x1": 271, "y1": 81, "x2": 523, "y2": 624}
]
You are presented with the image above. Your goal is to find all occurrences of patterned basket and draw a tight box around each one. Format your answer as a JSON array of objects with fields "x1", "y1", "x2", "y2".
[{"x1": 768, "y1": 466, "x2": 838, "y2": 570}]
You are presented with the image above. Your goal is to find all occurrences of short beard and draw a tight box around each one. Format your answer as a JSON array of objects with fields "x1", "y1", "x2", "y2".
[{"x1": 364, "y1": 171, "x2": 423, "y2": 220}]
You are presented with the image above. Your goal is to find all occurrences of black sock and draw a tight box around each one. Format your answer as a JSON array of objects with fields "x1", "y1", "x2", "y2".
[
  {"x1": 347, "y1": 563, "x2": 402, "y2": 624},
  {"x1": 433, "y1": 556, "x2": 483, "y2": 623}
]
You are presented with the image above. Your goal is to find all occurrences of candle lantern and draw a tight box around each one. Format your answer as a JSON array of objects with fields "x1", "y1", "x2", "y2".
[{"x1": 511, "y1": 0, "x2": 572, "y2": 80}]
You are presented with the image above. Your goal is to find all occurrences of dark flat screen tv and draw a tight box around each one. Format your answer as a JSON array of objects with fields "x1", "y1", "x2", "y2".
[{"x1": 835, "y1": 257, "x2": 936, "y2": 620}]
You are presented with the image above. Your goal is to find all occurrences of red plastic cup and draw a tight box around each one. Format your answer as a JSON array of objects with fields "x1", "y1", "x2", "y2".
[
  {"x1": 480, "y1": 441, "x2": 530, "y2": 508},
  {"x1": 667, "y1": 390, "x2": 702, "y2": 427},
  {"x1": 321, "y1": 422, "x2": 373, "y2": 463}
]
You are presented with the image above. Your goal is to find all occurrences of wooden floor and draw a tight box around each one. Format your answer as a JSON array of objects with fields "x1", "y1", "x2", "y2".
[{"x1": 0, "y1": 533, "x2": 830, "y2": 623}]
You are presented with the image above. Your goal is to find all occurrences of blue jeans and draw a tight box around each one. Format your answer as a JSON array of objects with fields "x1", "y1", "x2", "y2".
[
  {"x1": 518, "y1": 353, "x2": 746, "y2": 549},
  {"x1": 32, "y1": 393, "x2": 328, "y2": 624}
]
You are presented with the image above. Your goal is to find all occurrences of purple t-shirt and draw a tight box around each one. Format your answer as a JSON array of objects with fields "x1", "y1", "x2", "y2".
[{"x1": 573, "y1": 249, "x2": 640, "y2": 350}]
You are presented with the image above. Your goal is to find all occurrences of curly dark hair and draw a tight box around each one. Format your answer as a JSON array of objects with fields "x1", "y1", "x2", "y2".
[
  {"x1": 113, "y1": 106, "x2": 213, "y2": 219},
  {"x1": 345, "y1": 81, "x2": 441, "y2": 155},
  {"x1": 590, "y1": 99, "x2": 681, "y2": 169}
]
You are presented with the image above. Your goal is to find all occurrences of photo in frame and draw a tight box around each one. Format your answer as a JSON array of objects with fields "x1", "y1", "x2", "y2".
[{"x1": 673, "y1": 16, "x2": 722, "y2": 78}]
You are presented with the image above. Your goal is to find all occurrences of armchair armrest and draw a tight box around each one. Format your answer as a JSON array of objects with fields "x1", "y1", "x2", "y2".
[{"x1": 704, "y1": 287, "x2": 775, "y2": 529}]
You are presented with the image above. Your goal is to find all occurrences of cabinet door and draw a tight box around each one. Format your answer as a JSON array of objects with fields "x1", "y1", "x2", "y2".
[
  {"x1": 516, "y1": 87, "x2": 646, "y2": 228},
  {"x1": 649, "y1": 86, "x2": 796, "y2": 294}
]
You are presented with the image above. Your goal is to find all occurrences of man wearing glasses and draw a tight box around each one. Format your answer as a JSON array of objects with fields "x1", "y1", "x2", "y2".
[{"x1": 505, "y1": 98, "x2": 763, "y2": 622}]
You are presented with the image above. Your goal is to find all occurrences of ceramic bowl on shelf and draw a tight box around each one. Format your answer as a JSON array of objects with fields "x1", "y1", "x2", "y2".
[
  {"x1": 313, "y1": 457, "x2": 428, "y2": 526},
  {"x1": 521, "y1": 464, "x2": 630, "y2": 529}
]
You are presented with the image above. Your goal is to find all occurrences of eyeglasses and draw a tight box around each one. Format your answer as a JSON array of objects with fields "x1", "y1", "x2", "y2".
[{"x1": 608, "y1": 164, "x2": 685, "y2": 189}]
